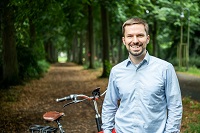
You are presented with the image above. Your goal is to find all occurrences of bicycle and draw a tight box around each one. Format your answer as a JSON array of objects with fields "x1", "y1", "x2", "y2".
[{"x1": 29, "y1": 87, "x2": 115, "y2": 133}]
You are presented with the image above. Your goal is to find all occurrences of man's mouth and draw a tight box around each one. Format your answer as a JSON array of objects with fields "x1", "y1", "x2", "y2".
[
  {"x1": 130, "y1": 45, "x2": 140, "y2": 48},
  {"x1": 129, "y1": 44, "x2": 142, "y2": 50},
  {"x1": 128, "y1": 43, "x2": 143, "y2": 53}
]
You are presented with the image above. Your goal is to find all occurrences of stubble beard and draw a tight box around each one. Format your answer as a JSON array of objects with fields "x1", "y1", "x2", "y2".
[
  {"x1": 129, "y1": 48, "x2": 145, "y2": 57},
  {"x1": 128, "y1": 43, "x2": 146, "y2": 57}
]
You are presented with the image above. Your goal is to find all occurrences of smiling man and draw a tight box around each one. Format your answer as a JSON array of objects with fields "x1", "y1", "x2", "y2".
[{"x1": 101, "y1": 18, "x2": 183, "y2": 133}]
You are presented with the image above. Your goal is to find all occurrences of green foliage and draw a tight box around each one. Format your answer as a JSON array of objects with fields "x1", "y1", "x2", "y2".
[
  {"x1": 17, "y1": 45, "x2": 49, "y2": 80},
  {"x1": 184, "y1": 115, "x2": 200, "y2": 133},
  {"x1": 37, "y1": 60, "x2": 50, "y2": 74},
  {"x1": 175, "y1": 66, "x2": 200, "y2": 77},
  {"x1": 187, "y1": 66, "x2": 200, "y2": 76},
  {"x1": 182, "y1": 96, "x2": 200, "y2": 133},
  {"x1": 147, "y1": 42, "x2": 153, "y2": 55},
  {"x1": 189, "y1": 57, "x2": 200, "y2": 68},
  {"x1": 183, "y1": 96, "x2": 200, "y2": 109},
  {"x1": 173, "y1": 57, "x2": 200, "y2": 75},
  {"x1": 182, "y1": 96, "x2": 192, "y2": 105},
  {"x1": 94, "y1": 60, "x2": 102, "y2": 68},
  {"x1": 1, "y1": 0, "x2": 200, "y2": 85},
  {"x1": 104, "y1": 60, "x2": 112, "y2": 77},
  {"x1": 190, "y1": 101, "x2": 200, "y2": 109}
]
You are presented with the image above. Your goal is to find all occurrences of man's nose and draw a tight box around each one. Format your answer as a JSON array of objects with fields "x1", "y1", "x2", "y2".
[{"x1": 131, "y1": 36, "x2": 139, "y2": 43}]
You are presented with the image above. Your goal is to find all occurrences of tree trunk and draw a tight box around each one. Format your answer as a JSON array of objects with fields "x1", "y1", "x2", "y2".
[
  {"x1": 29, "y1": 18, "x2": 36, "y2": 48},
  {"x1": 85, "y1": 31, "x2": 89, "y2": 65},
  {"x1": 101, "y1": 5, "x2": 110, "y2": 77},
  {"x1": 88, "y1": 4, "x2": 95, "y2": 69},
  {"x1": 72, "y1": 33, "x2": 78, "y2": 63},
  {"x1": 118, "y1": 37, "x2": 123, "y2": 62},
  {"x1": 2, "y1": 0, "x2": 19, "y2": 85},
  {"x1": 44, "y1": 39, "x2": 57, "y2": 63},
  {"x1": 78, "y1": 32, "x2": 83, "y2": 65},
  {"x1": 152, "y1": 19, "x2": 158, "y2": 57}
]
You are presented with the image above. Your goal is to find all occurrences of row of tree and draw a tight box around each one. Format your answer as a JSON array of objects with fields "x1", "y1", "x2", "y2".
[{"x1": 0, "y1": 0, "x2": 200, "y2": 86}]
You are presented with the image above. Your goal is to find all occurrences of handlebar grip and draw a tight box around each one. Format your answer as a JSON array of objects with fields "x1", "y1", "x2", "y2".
[{"x1": 56, "y1": 95, "x2": 73, "y2": 102}]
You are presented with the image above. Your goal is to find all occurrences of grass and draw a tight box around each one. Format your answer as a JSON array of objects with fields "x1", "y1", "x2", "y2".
[
  {"x1": 175, "y1": 66, "x2": 200, "y2": 132},
  {"x1": 182, "y1": 97, "x2": 200, "y2": 133},
  {"x1": 176, "y1": 66, "x2": 200, "y2": 77},
  {"x1": 187, "y1": 67, "x2": 200, "y2": 77}
]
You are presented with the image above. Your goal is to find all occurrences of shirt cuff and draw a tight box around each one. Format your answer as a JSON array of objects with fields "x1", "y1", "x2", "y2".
[{"x1": 103, "y1": 129, "x2": 112, "y2": 133}]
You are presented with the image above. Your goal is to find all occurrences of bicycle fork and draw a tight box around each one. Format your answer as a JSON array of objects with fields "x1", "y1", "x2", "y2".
[{"x1": 93, "y1": 100, "x2": 102, "y2": 132}]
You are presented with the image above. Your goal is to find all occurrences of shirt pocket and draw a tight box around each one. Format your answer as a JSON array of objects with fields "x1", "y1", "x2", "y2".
[{"x1": 140, "y1": 83, "x2": 165, "y2": 107}]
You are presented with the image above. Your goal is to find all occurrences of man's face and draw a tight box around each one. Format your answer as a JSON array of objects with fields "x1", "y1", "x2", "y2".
[{"x1": 122, "y1": 24, "x2": 150, "y2": 57}]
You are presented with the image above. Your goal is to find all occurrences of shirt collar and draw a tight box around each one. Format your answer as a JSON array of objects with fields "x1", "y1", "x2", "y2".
[{"x1": 126, "y1": 51, "x2": 150, "y2": 67}]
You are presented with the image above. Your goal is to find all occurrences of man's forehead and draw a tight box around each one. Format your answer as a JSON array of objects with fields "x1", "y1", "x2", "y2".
[{"x1": 124, "y1": 24, "x2": 146, "y2": 32}]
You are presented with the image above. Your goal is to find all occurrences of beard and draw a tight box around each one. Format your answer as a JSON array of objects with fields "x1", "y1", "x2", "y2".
[{"x1": 129, "y1": 48, "x2": 145, "y2": 57}]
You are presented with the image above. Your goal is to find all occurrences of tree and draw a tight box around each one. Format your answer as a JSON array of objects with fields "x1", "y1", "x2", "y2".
[
  {"x1": 0, "y1": 0, "x2": 200, "y2": 87},
  {"x1": 100, "y1": 4, "x2": 111, "y2": 77},
  {"x1": 88, "y1": 2, "x2": 95, "y2": 69},
  {"x1": 2, "y1": 0, "x2": 19, "y2": 85}
]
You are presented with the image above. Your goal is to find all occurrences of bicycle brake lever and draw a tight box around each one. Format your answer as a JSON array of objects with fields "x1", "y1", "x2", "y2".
[
  {"x1": 63, "y1": 101, "x2": 74, "y2": 107},
  {"x1": 92, "y1": 87, "x2": 100, "y2": 97},
  {"x1": 63, "y1": 99, "x2": 86, "y2": 108}
]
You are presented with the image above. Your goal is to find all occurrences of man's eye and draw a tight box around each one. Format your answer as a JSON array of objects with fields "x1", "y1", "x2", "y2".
[{"x1": 137, "y1": 34, "x2": 144, "y2": 37}]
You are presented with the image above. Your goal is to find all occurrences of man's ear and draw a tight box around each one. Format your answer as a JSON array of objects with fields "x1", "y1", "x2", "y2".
[
  {"x1": 147, "y1": 35, "x2": 150, "y2": 44},
  {"x1": 122, "y1": 37, "x2": 125, "y2": 45}
]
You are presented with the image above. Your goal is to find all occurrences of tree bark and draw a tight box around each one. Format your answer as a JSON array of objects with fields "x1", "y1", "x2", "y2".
[
  {"x1": 101, "y1": 5, "x2": 110, "y2": 77},
  {"x1": 44, "y1": 39, "x2": 57, "y2": 63},
  {"x1": 152, "y1": 19, "x2": 158, "y2": 57},
  {"x1": 29, "y1": 18, "x2": 36, "y2": 48},
  {"x1": 78, "y1": 32, "x2": 83, "y2": 65},
  {"x1": 2, "y1": 0, "x2": 19, "y2": 85},
  {"x1": 88, "y1": 3, "x2": 95, "y2": 69}
]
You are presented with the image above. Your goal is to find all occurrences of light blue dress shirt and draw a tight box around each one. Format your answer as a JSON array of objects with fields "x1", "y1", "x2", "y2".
[{"x1": 102, "y1": 52, "x2": 182, "y2": 133}]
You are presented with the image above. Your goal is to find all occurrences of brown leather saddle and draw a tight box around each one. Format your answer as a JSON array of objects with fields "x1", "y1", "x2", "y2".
[{"x1": 43, "y1": 111, "x2": 65, "y2": 122}]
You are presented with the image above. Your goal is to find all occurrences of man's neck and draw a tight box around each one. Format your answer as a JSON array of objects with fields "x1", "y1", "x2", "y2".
[{"x1": 129, "y1": 52, "x2": 146, "y2": 65}]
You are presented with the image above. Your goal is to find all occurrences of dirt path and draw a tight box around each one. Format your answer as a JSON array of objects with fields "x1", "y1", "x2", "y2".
[
  {"x1": 1, "y1": 62, "x2": 108, "y2": 133},
  {"x1": 1, "y1": 62, "x2": 200, "y2": 133}
]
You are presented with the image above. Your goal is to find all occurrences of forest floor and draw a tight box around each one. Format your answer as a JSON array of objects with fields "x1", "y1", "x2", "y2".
[{"x1": 0, "y1": 62, "x2": 200, "y2": 133}]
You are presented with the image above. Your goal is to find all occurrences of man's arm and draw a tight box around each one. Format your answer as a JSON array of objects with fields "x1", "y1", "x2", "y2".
[
  {"x1": 101, "y1": 70, "x2": 119, "y2": 133},
  {"x1": 164, "y1": 64, "x2": 183, "y2": 132}
]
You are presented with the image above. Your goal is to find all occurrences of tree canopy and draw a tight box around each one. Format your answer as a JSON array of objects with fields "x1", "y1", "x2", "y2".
[{"x1": 0, "y1": 0, "x2": 200, "y2": 86}]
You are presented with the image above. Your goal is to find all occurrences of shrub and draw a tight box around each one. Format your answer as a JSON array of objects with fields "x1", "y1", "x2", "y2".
[
  {"x1": 189, "y1": 57, "x2": 200, "y2": 68},
  {"x1": 17, "y1": 45, "x2": 49, "y2": 80}
]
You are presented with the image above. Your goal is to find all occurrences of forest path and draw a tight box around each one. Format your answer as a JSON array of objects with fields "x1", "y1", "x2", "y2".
[{"x1": 1, "y1": 62, "x2": 108, "y2": 133}]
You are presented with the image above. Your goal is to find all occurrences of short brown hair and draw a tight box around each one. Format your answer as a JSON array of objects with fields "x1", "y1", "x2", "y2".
[{"x1": 122, "y1": 18, "x2": 149, "y2": 36}]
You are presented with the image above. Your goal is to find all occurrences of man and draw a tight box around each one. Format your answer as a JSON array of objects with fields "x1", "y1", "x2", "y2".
[{"x1": 101, "y1": 17, "x2": 182, "y2": 133}]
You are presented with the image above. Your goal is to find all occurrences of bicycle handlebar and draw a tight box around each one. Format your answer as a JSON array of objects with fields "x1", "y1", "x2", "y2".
[
  {"x1": 56, "y1": 87, "x2": 107, "y2": 106},
  {"x1": 56, "y1": 94, "x2": 93, "y2": 102},
  {"x1": 56, "y1": 95, "x2": 73, "y2": 102}
]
